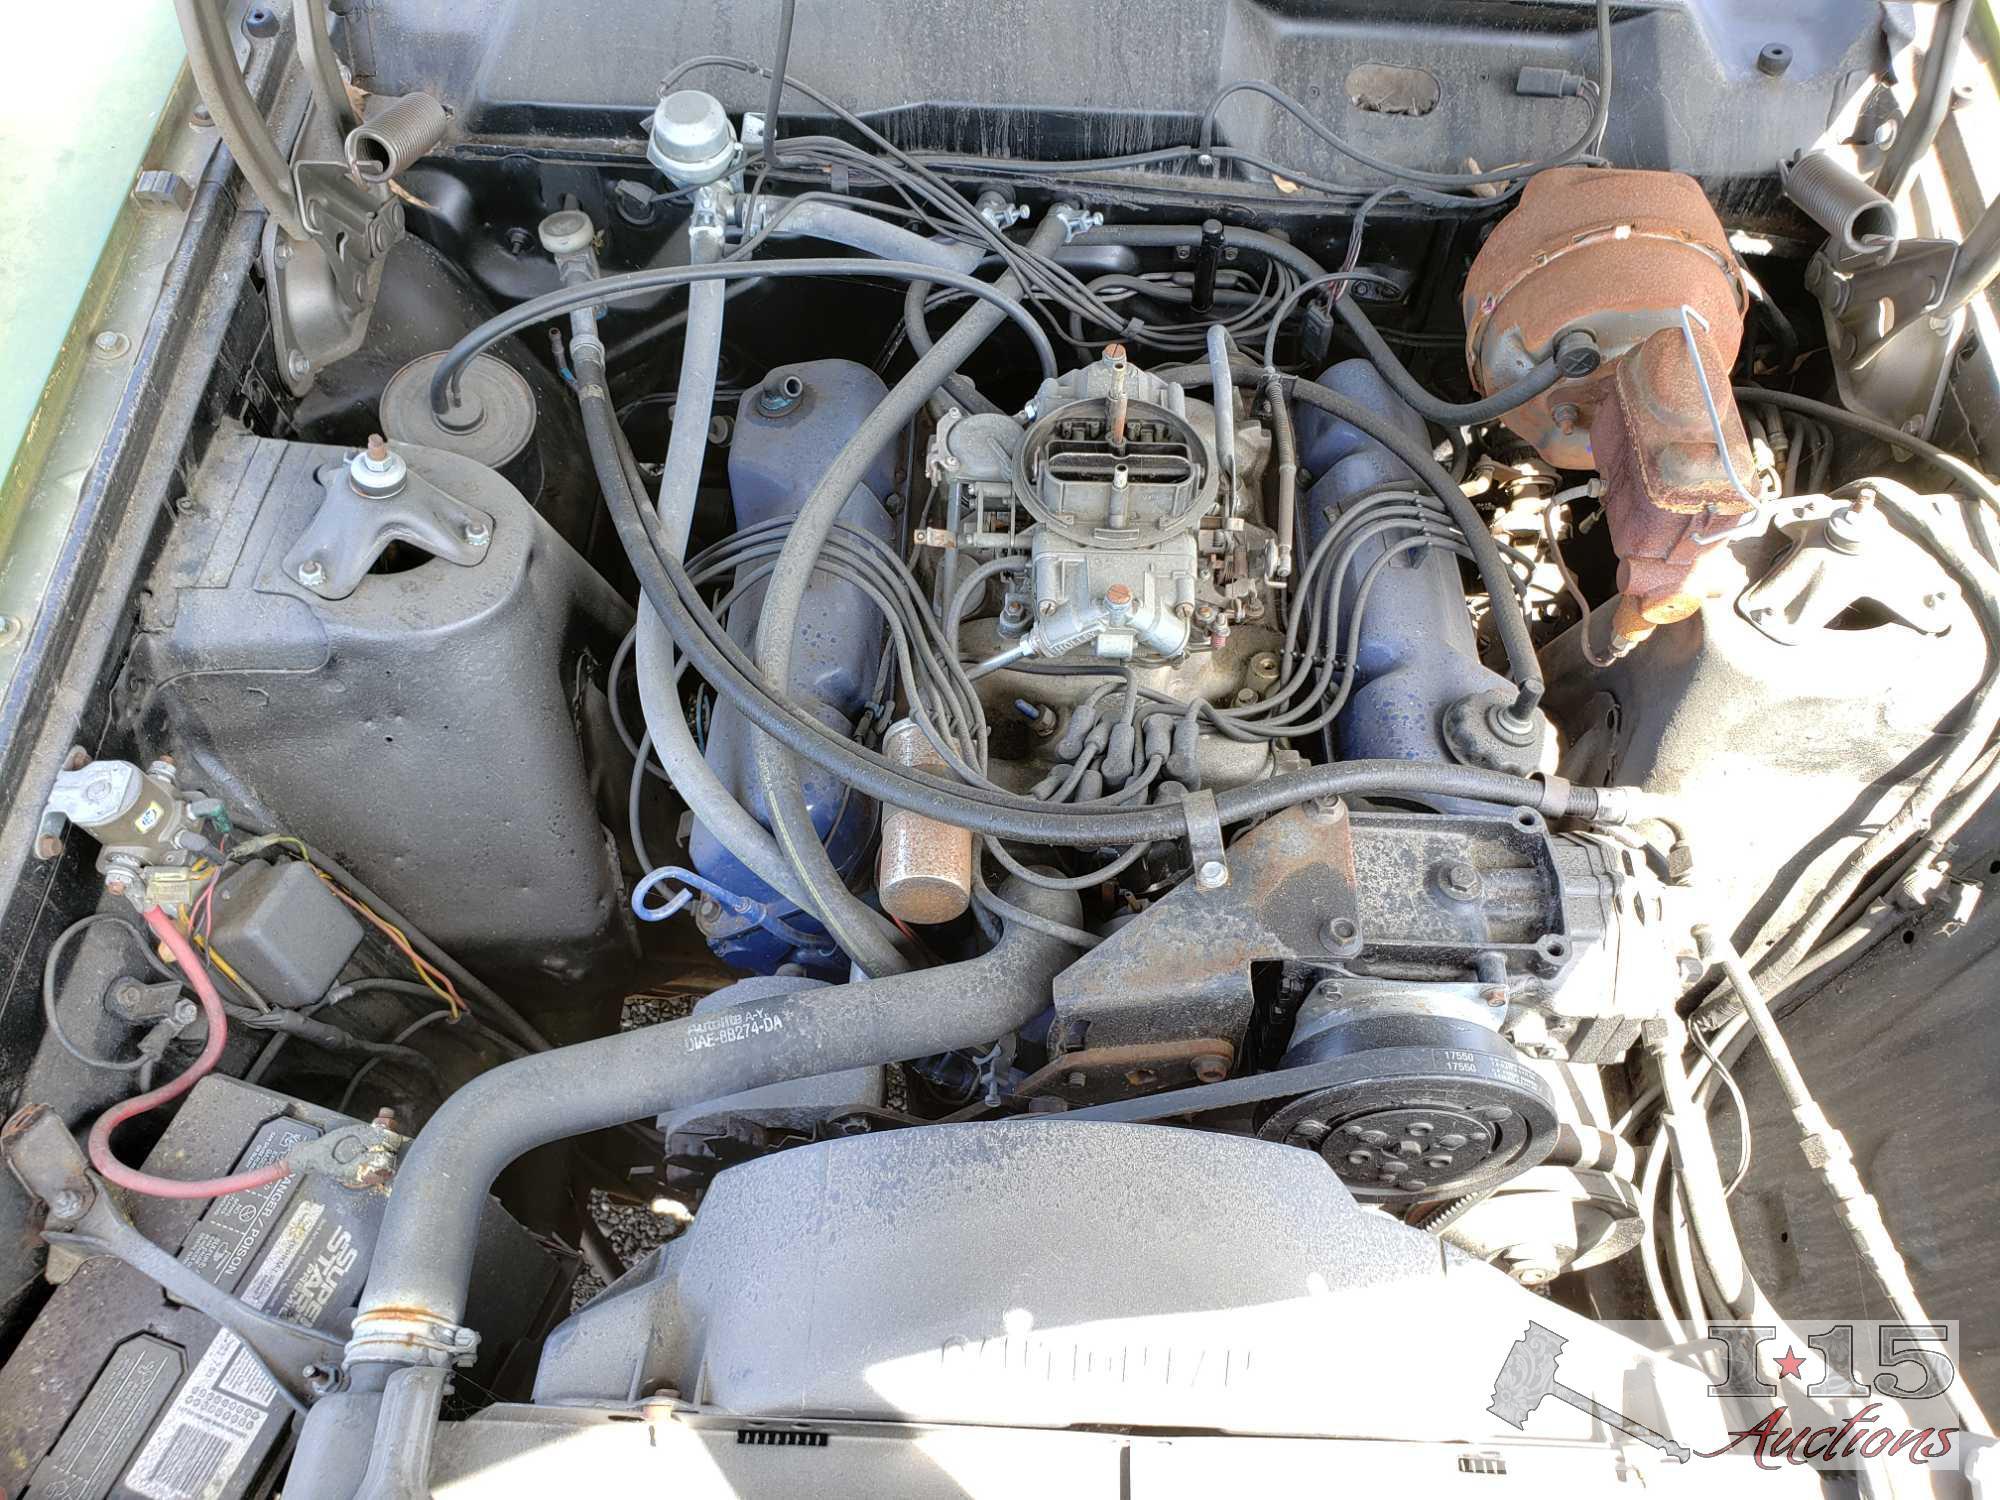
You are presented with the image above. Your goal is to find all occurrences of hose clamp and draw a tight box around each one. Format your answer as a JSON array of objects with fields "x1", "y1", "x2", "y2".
[
  {"x1": 345, "y1": 1307, "x2": 480, "y2": 1369},
  {"x1": 1052, "y1": 204, "x2": 1103, "y2": 244}
]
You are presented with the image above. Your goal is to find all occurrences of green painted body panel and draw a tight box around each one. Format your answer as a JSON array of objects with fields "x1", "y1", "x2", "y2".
[{"x1": 0, "y1": 5, "x2": 186, "y2": 512}]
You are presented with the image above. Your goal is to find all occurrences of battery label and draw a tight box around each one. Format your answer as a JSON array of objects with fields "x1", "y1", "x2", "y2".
[
  {"x1": 27, "y1": 1336, "x2": 183, "y2": 1500},
  {"x1": 122, "y1": 1118, "x2": 368, "y2": 1500},
  {"x1": 176, "y1": 1121, "x2": 316, "y2": 1292},
  {"x1": 124, "y1": 1332, "x2": 268, "y2": 1500}
]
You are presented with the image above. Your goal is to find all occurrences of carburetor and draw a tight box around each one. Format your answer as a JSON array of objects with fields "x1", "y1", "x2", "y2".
[
  {"x1": 1009, "y1": 358, "x2": 1213, "y2": 663},
  {"x1": 930, "y1": 349, "x2": 1280, "y2": 676}
]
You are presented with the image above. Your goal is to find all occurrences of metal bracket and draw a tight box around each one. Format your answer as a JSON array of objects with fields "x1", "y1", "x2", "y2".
[
  {"x1": 1737, "y1": 490, "x2": 1956, "y2": 644},
  {"x1": 173, "y1": 0, "x2": 403, "y2": 394},
  {"x1": 1808, "y1": 238, "x2": 1967, "y2": 440},
  {"x1": 926, "y1": 405, "x2": 966, "y2": 484},
  {"x1": 283, "y1": 456, "x2": 493, "y2": 600},
  {"x1": 104, "y1": 976, "x2": 192, "y2": 1026},
  {"x1": 3, "y1": 1106, "x2": 345, "y2": 1411},
  {"x1": 1184, "y1": 787, "x2": 1228, "y2": 889},
  {"x1": 1014, "y1": 1038, "x2": 1235, "y2": 1106},
  {"x1": 266, "y1": 166, "x2": 406, "y2": 394}
]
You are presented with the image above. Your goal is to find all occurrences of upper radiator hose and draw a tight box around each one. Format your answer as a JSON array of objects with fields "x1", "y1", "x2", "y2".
[{"x1": 290, "y1": 880, "x2": 1085, "y2": 1500}]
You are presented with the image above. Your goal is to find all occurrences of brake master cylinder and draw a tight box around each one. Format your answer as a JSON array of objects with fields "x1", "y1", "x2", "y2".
[{"x1": 1462, "y1": 168, "x2": 1756, "y2": 649}]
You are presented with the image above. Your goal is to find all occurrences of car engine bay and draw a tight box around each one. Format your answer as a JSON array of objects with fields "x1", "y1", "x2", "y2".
[{"x1": 3, "y1": 0, "x2": 1999, "y2": 1494}]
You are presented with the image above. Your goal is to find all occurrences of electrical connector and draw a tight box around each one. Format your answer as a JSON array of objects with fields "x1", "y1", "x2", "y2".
[{"x1": 1516, "y1": 65, "x2": 1588, "y2": 99}]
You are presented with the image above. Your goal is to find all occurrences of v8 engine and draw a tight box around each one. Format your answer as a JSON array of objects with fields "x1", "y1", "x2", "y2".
[{"x1": 5, "y1": 1, "x2": 1996, "y2": 1493}]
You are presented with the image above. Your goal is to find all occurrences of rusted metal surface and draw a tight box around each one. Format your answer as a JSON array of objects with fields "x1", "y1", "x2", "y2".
[
  {"x1": 1049, "y1": 800, "x2": 1361, "y2": 1051},
  {"x1": 876, "y1": 720, "x2": 973, "y2": 925},
  {"x1": 1462, "y1": 168, "x2": 1747, "y2": 467},
  {"x1": 1013, "y1": 1037, "x2": 1235, "y2": 1106},
  {"x1": 1462, "y1": 167, "x2": 1754, "y2": 639},
  {"x1": 1589, "y1": 325, "x2": 1756, "y2": 631}
]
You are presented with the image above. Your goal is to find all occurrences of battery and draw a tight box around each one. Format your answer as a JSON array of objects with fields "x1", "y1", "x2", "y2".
[{"x1": 0, "y1": 1077, "x2": 571, "y2": 1500}]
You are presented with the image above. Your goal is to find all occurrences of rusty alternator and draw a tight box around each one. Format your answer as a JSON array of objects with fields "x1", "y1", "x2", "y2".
[{"x1": 1463, "y1": 168, "x2": 1756, "y2": 647}]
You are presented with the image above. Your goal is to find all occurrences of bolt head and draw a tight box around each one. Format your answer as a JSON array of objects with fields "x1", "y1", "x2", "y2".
[
  {"x1": 1192, "y1": 1054, "x2": 1228, "y2": 1084},
  {"x1": 49, "y1": 1189, "x2": 85, "y2": 1219},
  {"x1": 92, "y1": 330, "x2": 129, "y2": 358},
  {"x1": 297, "y1": 558, "x2": 326, "y2": 588},
  {"x1": 286, "y1": 350, "x2": 310, "y2": 379},
  {"x1": 1506, "y1": 1246, "x2": 1563, "y2": 1286},
  {"x1": 1195, "y1": 858, "x2": 1228, "y2": 889},
  {"x1": 1440, "y1": 860, "x2": 1482, "y2": 898},
  {"x1": 462, "y1": 518, "x2": 491, "y2": 547}
]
